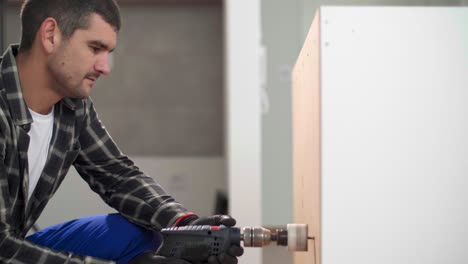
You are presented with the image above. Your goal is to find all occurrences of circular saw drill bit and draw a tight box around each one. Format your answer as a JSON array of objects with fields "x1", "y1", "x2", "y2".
[{"x1": 287, "y1": 224, "x2": 308, "y2": 251}]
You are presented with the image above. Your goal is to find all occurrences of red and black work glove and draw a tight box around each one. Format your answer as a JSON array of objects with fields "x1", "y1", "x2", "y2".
[{"x1": 177, "y1": 214, "x2": 244, "y2": 264}]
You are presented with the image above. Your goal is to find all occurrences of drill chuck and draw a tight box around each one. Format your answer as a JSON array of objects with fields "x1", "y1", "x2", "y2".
[
  {"x1": 241, "y1": 227, "x2": 271, "y2": 247},
  {"x1": 240, "y1": 224, "x2": 309, "y2": 251}
]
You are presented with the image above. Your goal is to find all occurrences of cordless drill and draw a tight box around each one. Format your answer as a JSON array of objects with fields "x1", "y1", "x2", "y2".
[{"x1": 156, "y1": 224, "x2": 311, "y2": 262}]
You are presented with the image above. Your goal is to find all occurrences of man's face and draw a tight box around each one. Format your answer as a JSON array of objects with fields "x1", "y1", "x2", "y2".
[{"x1": 47, "y1": 14, "x2": 117, "y2": 99}]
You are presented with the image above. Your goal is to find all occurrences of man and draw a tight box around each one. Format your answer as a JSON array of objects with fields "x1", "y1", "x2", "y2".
[{"x1": 0, "y1": 0, "x2": 243, "y2": 263}]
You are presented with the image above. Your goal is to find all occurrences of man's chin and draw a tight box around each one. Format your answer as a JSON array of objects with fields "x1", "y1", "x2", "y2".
[
  {"x1": 68, "y1": 95, "x2": 90, "y2": 99},
  {"x1": 68, "y1": 87, "x2": 92, "y2": 99}
]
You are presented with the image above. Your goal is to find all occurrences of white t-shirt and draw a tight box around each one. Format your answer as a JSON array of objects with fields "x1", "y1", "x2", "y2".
[{"x1": 27, "y1": 108, "x2": 54, "y2": 201}]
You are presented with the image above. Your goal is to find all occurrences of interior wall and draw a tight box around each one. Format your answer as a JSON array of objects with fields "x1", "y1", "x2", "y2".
[
  {"x1": 225, "y1": 0, "x2": 262, "y2": 263},
  {"x1": 261, "y1": 0, "x2": 301, "y2": 226},
  {"x1": 260, "y1": 0, "x2": 302, "y2": 263},
  {"x1": 95, "y1": 5, "x2": 224, "y2": 157}
]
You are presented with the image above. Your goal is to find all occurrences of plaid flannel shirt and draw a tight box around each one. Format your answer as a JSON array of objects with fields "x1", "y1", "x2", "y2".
[{"x1": 0, "y1": 45, "x2": 190, "y2": 263}]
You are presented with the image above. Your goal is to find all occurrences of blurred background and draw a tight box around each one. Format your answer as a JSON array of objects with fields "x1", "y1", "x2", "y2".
[{"x1": 1, "y1": 0, "x2": 467, "y2": 263}]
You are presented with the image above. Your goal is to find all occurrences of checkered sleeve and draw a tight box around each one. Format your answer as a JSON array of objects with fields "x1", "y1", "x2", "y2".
[{"x1": 73, "y1": 98, "x2": 189, "y2": 230}]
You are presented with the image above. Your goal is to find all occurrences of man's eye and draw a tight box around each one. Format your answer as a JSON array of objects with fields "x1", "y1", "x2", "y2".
[{"x1": 90, "y1": 46, "x2": 100, "y2": 53}]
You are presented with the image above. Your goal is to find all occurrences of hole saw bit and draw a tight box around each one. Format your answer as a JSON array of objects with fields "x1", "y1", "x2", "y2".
[{"x1": 157, "y1": 224, "x2": 312, "y2": 262}]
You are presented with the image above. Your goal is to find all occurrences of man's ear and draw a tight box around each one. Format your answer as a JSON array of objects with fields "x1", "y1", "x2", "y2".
[{"x1": 39, "y1": 17, "x2": 61, "y2": 54}]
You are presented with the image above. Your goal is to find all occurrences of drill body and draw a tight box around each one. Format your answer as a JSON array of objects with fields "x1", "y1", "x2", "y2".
[
  {"x1": 157, "y1": 224, "x2": 309, "y2": 262},
  {"x1": 157, "y1": 225, "x2": 241, "y2": 262}
]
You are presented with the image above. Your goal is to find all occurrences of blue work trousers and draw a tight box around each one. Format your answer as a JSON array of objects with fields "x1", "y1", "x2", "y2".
[{"x1": 26, "y1": 214, "x2": 161, "y2": 264}]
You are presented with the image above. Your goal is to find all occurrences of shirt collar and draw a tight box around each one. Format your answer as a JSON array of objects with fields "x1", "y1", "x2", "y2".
[
  {"x1": 62, "y1": 97, "x2": 80, "y2": 110},
  {"x1": 0, "y1": 44, "x2": 33, "y2": 126}
]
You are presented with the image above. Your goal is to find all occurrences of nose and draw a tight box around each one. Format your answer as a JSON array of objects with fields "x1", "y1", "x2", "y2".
[{"x1": 95, "y1": 53, "x2": 111, "y2": 75}]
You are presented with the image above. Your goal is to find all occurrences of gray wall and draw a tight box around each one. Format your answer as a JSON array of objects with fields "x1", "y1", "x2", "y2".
[
  {"x1": 261, "y1": 0, "x2": 301, "y2": 226},
  {"x1": 95, "y1": 6, "x2": 224, "y2": 156},
  {"x1": 260, "y1": 1, "x2": 302, "y2": 263}
]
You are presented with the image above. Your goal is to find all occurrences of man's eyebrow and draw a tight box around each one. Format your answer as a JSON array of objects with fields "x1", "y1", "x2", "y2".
[{"x1": 88, "y1": 40, "x2": 115, "y2": 52}]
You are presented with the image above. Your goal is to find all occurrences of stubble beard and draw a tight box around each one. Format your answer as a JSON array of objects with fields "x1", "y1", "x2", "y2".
[{"x1": 47, "y1": 46, "x2": 89, "y2": 100}]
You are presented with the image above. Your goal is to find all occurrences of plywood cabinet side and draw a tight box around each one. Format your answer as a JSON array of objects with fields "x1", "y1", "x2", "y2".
[{"x1": 291, "y1": 9, "x2": 321, "y2": 264}]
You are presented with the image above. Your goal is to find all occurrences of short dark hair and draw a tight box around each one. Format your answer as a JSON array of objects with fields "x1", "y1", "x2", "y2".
[{"x1": 19, "y1": 0, "x2": 121, "y2": 51}]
